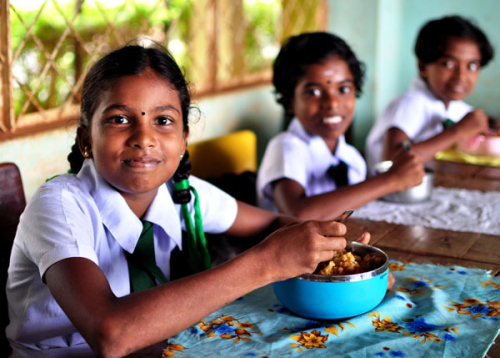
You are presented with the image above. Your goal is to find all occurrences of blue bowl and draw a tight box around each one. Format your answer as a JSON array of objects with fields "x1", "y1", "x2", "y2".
[{"x1": 272, "y1": 242, "x2": 389, "y2": 320}]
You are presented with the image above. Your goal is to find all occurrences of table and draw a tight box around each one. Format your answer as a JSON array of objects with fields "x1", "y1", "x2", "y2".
[
  {"x1": 431, "y1": 159, "x2": 500, "y2": 192},
  {"x1": 343, "y1": 159, "x2": 500, "y2": 357},
  {"x1": 134, "y1": 159, "x2": 500, "y2": 357}
]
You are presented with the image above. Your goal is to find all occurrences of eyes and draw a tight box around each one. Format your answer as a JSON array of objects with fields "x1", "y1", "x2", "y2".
[
  {"x1": 108, "y1": 115, "x2": 129, "y2": 124},
  {"x1": 305, "y1": 85, "x2": 353, "y2": 98},
  {"x1": 107, "y1": 115, "x2": 174, "y2": 126},
  {"x1": 441, "y1": 60, "x2": 480, "y2": 72}
]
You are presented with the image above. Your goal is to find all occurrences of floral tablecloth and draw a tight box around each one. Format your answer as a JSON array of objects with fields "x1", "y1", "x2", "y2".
[{"x1": 161, "y1": 263, "x2": 500, "y2": 358}]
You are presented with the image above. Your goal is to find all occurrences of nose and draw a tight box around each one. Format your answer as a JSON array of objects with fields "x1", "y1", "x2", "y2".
[
  {"x1": 321, "y1": 91, "x2": 340, "y2": 111},
  {"x1": 128, "y1": 123, "x2": 156, "y2": 149},
  {"x1": 454, "y1": 65, "x2": 467, "y2": 81}
]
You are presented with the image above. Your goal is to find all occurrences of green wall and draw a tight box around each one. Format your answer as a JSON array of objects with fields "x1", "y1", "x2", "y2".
[{"x1": 328, "y1": 0, "x2": 500, "y2": 150}]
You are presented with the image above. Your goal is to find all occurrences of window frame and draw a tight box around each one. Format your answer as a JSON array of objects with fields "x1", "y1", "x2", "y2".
[{"x1": 0, "y1": 0, "x2": 327, "y2": 141}]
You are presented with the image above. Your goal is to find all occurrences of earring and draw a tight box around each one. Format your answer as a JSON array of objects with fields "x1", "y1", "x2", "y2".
[
  {"x1": 84, "y1": 147, "x2": 91, "y2": 158},
  {"x1": 180, "y1": 154, "x2": 184, "y2": 160}
]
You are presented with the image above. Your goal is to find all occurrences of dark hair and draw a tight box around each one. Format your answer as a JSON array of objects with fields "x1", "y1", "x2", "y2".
[
  {"x1": 415, "y1": 15, "x2": 494, "y2": 67},
  {"x1": 273, "y1": 32, "x2": 365, "y2": 124},
  {"x1": 67, "y1": 44, "x2": 193, "y2": 204}
]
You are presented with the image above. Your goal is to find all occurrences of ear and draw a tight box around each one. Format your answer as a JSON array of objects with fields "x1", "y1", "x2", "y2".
[
  {"x1": 417, "y1": 60, "x2": 428, "y2": 79},
  {"x1": 77, "y1": 126, "x2": 92, "y2": 157}
]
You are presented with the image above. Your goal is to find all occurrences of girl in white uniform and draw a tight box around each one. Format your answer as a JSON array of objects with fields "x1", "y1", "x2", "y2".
[
  {"x1": 257, "y1": 32, "x2": 424, "y2": 220},
  {"x1": 366, "y1": 15, "x2": 495, "y2": 172},
  {"x1": 6, "y1": 45, "x2": 362, "y2": 357}
]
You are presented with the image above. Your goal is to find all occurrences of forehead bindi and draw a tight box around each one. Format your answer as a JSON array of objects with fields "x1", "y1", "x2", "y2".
[{"x1": 303, "y1": 57, "x2": 353, "y2": 84}]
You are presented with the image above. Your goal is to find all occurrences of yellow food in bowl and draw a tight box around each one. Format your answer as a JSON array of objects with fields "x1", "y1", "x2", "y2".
[{"x1": 315, "y1": 250, "x2": 383, "y2": 275}]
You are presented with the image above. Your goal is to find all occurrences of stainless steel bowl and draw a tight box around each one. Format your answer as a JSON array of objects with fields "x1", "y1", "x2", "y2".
[
  {"x1": 272, "y1": 242, "x2": 390, "y2": 320},
  {"x1": 298, "y1": 242, "x2": 389, "y2": 283},
  {"x1": 374, "y1": 160, "x2": 434, "y2": 204}
]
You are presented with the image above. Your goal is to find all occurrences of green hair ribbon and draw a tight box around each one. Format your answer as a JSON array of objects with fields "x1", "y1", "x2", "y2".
[{"x1": 173, "y1": 179, "x2": 211, "y2": 273}]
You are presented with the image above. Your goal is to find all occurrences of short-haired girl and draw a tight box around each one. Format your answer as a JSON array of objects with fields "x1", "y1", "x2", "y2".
[
  {"x1": 6, "y1": 45, "x2": 358, "y2": 356},
  {"x1": 366, "y1": 15, "x2": 495, "y2": 172},
  {"x1": 257, "y1": 32, "x2": 424, "y2": 220}
]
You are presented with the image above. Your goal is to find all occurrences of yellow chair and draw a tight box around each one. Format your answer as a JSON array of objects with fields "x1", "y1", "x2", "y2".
[
  {"x1": 187, "y1": 130, "x2": 257, "y2": 179},
  {"x1": 186, "y1": 131, "x2": 259, "y2": 266}
]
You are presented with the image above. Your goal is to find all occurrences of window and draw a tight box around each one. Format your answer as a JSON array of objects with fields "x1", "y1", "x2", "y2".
[{"x1": 0, "y1": 0, "x2": 327, "y2": 140}]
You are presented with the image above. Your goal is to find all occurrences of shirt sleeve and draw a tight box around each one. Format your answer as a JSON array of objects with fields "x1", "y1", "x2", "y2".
[
  {"x1": 383, "y1": 93, "x2": 430, "y2": 138},
  {"x1": 257, "y1": 133, "x2": 310, "y2": 202},
  {"x1": 187, "y1": 176, "x2": 238, "y2": 234},
  {"x1": 15, "y1": 184, "x2": 99, "y2": 279}
]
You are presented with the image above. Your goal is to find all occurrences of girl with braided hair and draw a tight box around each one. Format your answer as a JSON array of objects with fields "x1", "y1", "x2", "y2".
[{"x1": 6, "y1": 44, "x2": 371, "y2": 357}]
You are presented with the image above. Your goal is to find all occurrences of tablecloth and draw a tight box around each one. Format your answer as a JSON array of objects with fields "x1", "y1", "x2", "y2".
[
  {"x1": 351, "y1": 187, "x2": 500, "y2": 236},
  {"x1": 161, "y1": 263, "x2": 500, "y2": 357}
]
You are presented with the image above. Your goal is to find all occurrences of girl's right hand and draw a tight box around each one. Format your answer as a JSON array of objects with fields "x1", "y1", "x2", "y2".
[
  {"x1": 386, "y1": 151, "x2": 425, "y2": 191},
  {"x1": 255, "y1": 220, "x2": 348, "y2": 282},
  {"x1": 454, "y1": 109, "x2": 489, "y2": 140}
]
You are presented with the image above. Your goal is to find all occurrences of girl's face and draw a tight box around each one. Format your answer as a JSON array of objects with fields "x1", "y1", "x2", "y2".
[
  {"x1": 419, "y1": 37, "x2": 481, "y2": 107},
  {"x1": 82, "y1": 68, "x2": 187, "y2": 202},
  {"x1": 291, "y1": 55, "x2": 356, "y2": 152}
]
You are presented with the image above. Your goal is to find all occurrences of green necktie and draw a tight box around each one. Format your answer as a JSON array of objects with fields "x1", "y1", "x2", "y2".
[
  {"x1": 443, "y1": 118, "x2": 455, "y2": 129},
  {"x1": 127, "y1": 221, "x2": 167, "y2": 292}
]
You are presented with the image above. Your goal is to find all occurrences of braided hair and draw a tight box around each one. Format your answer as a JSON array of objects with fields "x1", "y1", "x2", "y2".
[{"x1": 172, "y1": 150, "x2": 192, "y2": 204}]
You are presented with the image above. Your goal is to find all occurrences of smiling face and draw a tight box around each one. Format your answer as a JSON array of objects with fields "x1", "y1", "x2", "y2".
[
  {"x1": 79, "y1": 68, "x2": 187, "y2": 204},
  {"x1": 419, "y1": 37, "x2": 482, "y2": 107},
  {"x1": 291, "y1": 55, "x2": 356, "y2": 152}
]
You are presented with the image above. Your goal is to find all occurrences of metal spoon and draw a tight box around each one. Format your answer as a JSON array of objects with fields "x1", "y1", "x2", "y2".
[
  {"x1": 333, "y1": 210, "x2": 354, "y2": 223},
  {"x1": 401, "y1": 139, "x2": 412, "y2": 152}
]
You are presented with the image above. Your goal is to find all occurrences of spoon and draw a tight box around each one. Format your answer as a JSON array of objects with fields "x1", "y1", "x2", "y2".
[
  {"x1": 401, "y1": 139, "x2": 412, "y2": 152},
  {"x1": 333, "y1": 210, "x2": 354, "y2": 223}
]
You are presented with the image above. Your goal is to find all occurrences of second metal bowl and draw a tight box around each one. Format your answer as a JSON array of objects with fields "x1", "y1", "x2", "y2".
[{"x1": 374, "y1": 160, "x2": 434, "y2": 204}]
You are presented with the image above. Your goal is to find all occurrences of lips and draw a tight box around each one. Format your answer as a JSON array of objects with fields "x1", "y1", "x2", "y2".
[
  {"x1": 323, "y1": 116, "x2": 343, "y2": 125},
  {"x1": 448, "y1": 84, "x2": 467, "y2": 94},
  {"x1": 122, "y1": 157, "x2": 161, "y2": 168}
]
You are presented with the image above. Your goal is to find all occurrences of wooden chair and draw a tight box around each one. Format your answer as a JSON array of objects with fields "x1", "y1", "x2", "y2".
[{"x1": 0, "y1": 163, "x2": 26, "y2": 355}]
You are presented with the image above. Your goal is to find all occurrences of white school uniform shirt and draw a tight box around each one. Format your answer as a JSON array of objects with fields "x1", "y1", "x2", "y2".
[
  {"x1": 365, "y1": 76, "x2": 473, "y2": 174},
  {"x1": 257, "y1": 118, "x2": 366, "y2": 212},
  {"x1": 6, "y1": 159, "x2": 237, "y2": 357}
]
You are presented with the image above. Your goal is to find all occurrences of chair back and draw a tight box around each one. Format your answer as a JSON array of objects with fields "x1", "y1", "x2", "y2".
[
  {"x1": 187, "y1": 130, "x2": 257, "y2": 179},
  {"x1": 0, "y1": 162, "x2": 26, "y2": 355}
]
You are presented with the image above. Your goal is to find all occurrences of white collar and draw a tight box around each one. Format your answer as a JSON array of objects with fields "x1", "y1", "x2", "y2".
[
  {"x1": 288, "y1": 118, "x2": 353, "y2": 177},
  {"x1": 78, "y1": 159, "x2": 182, "y2": 253},
  {"x1": 409, "y1": 76, "x2": 464, "y2": 113}
]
